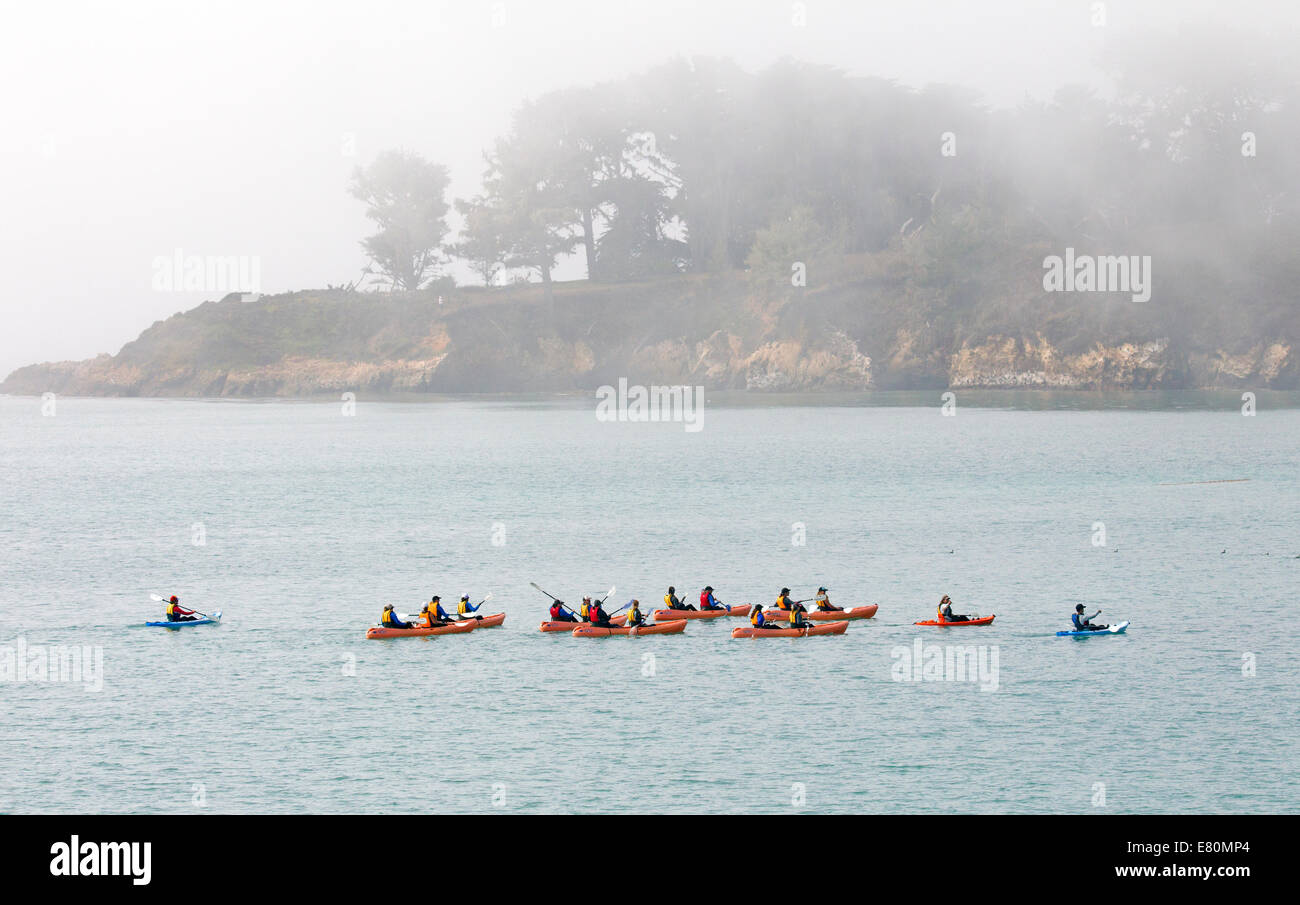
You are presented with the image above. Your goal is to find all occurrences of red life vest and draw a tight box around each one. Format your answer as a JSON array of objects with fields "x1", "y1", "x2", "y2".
[{"x1": 550, "y1": 602, "x2": 562, "y2": 620}]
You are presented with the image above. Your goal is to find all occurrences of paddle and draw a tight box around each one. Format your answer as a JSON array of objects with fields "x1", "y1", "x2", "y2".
[
  {"x1": 530, "y1": 582, "x2": 561, "y2": 602},
  {"x1": 149, "y1": 594, "x2": 213, "y2": 620}
]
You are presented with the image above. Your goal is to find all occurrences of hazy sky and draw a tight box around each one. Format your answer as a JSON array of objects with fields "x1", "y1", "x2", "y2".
[{"x1": 0, "y1": 0, "x2": 1290, "y2": 377}]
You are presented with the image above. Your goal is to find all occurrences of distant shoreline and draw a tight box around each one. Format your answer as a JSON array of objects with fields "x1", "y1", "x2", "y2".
[{"x1": 7, "y1": 388, "x2": 1300, "y2": 411}]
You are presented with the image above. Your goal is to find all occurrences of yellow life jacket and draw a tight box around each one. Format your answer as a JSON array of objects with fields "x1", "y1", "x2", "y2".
[
  {"x1": 166, "y1": 602, "x2": 177, "y2": 617},
  {"x1": 630, "y1": 605, "x2": 642, "y2": 623},
  {"x1": 580, "y1": 601, "x2": 590, "y2": 619},
  {"x1": 938, "y1": 603, "x2": 946, "y2": 621},
  {"x1": 381, "y1": 608, "x2": 395, "y2": 627},
  {"x1": 664, "y1": 594, "x2": 673, "y2": 608},
  {"x1": 750, "y1": 609, "x2": 761, "y2": 627},
  {"x1": 458, "y1": 599, "x2": 470, "y2": 615},
  {"x1": 776, "y1": 595, "x2": 792, "y2": 610},
  {"x1": 788, "y1": 608, "x2": 800, "y2": 625}
]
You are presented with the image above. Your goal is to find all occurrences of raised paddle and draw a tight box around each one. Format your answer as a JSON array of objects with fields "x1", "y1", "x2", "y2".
[
  {"x1": 530, "y1": 582, "x2": 562, "y2": 602},
  {"x1": 150, "y1": 594, "x2": 213, "y2": 620}
]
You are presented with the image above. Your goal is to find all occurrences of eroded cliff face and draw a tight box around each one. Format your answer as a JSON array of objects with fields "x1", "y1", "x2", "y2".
[
  {"x1": 948, "y1": 336, "x2": 1175, "y2": 388},
  {"x1": 2, "y1": 279, "x2": 1294, "y2": 396}
]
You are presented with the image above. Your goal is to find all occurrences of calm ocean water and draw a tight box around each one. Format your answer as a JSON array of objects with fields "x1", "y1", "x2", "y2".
[{"x1": 1, "y1": 393, "x2": 1297, "y2": 814}]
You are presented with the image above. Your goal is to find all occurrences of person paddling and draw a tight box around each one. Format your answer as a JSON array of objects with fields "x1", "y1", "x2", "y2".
[
  {"x1": 664, "y1": 586, "x2": 694, "y2": 611},
  {"x1": 381, "y1": 603, "x2": 413, "y2": 629},
  {"x1": 549, "y1": 598, "x2": 577, "y2": 623},
  {"x1": 699, "y1": 586, "x2": 724, "y2": 611},
  {"x1": 164, "y1": 595, "x2": 199, "y2": 623},
  {"x1": 419, "y1": 596, "x2": 452, "y2": 628},
  {"x1": 814, "y1": 587, "x2": 842, "y2": 612},
  {"x1": 588, "y1": 597, "x2": 613, "y2": 627},
  {"x1": 938, "y1": 595, "x2": 971, "y2": 623},
  {"x1": 774, "y1": 588, "x2": 798, "y2": 611},
  {"x1": 748, "y1": 603, "x2": 778, "y2": 630},
  {"x1": 785, "y1": 603, "x2": 809, "y2": 629},
  {"x1": 458, "y1": 594, "x2": 481, "y2": 616},
  {"x1": 626, "y1": 600, "x2": 646, "y2": 627},
  {"x1": 1072, "y1": 604, "x2": 1108, "y2": 632}
]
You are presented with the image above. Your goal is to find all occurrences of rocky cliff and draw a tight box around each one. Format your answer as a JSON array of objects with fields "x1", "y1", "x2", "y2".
[{"x1": 3, "y1": 268, "x2": 1296, "y2": 396}]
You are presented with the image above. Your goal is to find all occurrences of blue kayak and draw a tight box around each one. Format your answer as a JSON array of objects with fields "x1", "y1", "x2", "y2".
[
  {"x1": 1056, "y1": 620, "x2": 1128, "y2": 637},
  {"x1": 146, "y1": 610, "x2": 222, "y2": 628}
]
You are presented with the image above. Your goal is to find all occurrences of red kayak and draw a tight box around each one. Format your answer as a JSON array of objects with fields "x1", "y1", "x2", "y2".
[
  {"x1": 731, "y1": 621, "x2": 850, "y2": 638},
  {"x1": 762, "y1": 604, "x2": 877, "y2": 622},
  {"x1": 650, "y1": 606, "x2": 748, "y2": 621},
  {"x1": 366, "y1": 620, "x2": 477, "y2": 639},
  {"x1": 913, "y1": 615, "x2": 996, "y2": 626},
  {"x1": 572, "y1": 620, "x2": 687, "y2": 637},
  {"x1": 539, "y1": 614, "x2": 627, "y2": 633}
]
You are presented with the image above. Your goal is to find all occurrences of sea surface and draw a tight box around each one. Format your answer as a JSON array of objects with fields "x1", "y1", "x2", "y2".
[{"x1": 1, "y1": 392, "x2": 1297, "y2": 814}]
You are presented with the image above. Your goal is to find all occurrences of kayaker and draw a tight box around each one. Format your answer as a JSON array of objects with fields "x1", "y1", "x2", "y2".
[
  {"x1": 165, "y1": 595, "x2": 199, "y2": 623},
  {"x1": 419, "y1": 596, "x2": 452, "y2": 628},
  {"x1": 664, "y1": 586, "x2": 695, "y2": 611},
  {"x1": 814, "y1": 587, "x2": 842, "y2": 612},
  {"x1": 785, "y1": 605, "x2": 809, "y2": 629},
  {"x1": 749, "y1": 603, "x2": 778, "y2": 630},
  {"x1": 627, "y1": 600, "x2": 646, "y2": 627},
  {"x1": 700, "y1": 586, "x2": 724, "y2": 610},
  {"x1": 774, "y1": 588, "x2": 797, "y2": 611},
  {"x1": 1072, "y1": 604, "x2": 1109, "y2": 632},
  {"x1": 458, "y1": 594, "x2": 480, "y2": 615},
  {"x1": 938, "y1": 595, "x2": 971, "y2": 623},
  {"x1": 579, "y1": 597, "x2": 593, "y2": 621},
  {"x1": 549, "y1": 599, "x2": 577, "y2": 622},
  {"x1": 589, "y1": 598, "x2": 612, "y2": 627},
  {"x1": 381, "y1": 604, "x2": 413, "y2": 629}
]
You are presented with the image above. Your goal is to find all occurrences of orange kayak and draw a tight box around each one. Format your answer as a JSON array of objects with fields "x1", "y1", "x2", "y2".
[
  {"x1": 913, "y1": 615, "x2": 996, "y2": 626},
  {"x1": 650, "y1": 605, "x2": 748, "y2": 621},
  {"x1": 366, "y1": 620, "x2": 477, "y2": 639},
  {"x1": 448, "y1": 612, "x2": 506, "y2": 628},
  {"x1": 572, "y1": 620, "x2": 687, "y2": 637},
  {"x1": 731, "y1": 621, "x2": 849, "y2": 638},
  {"x1": 763, "y1": 604, "x2": 877, "y2": 622},
  {"x1": 539, "y1": 614, "x2": 627, "y2": 632}
]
